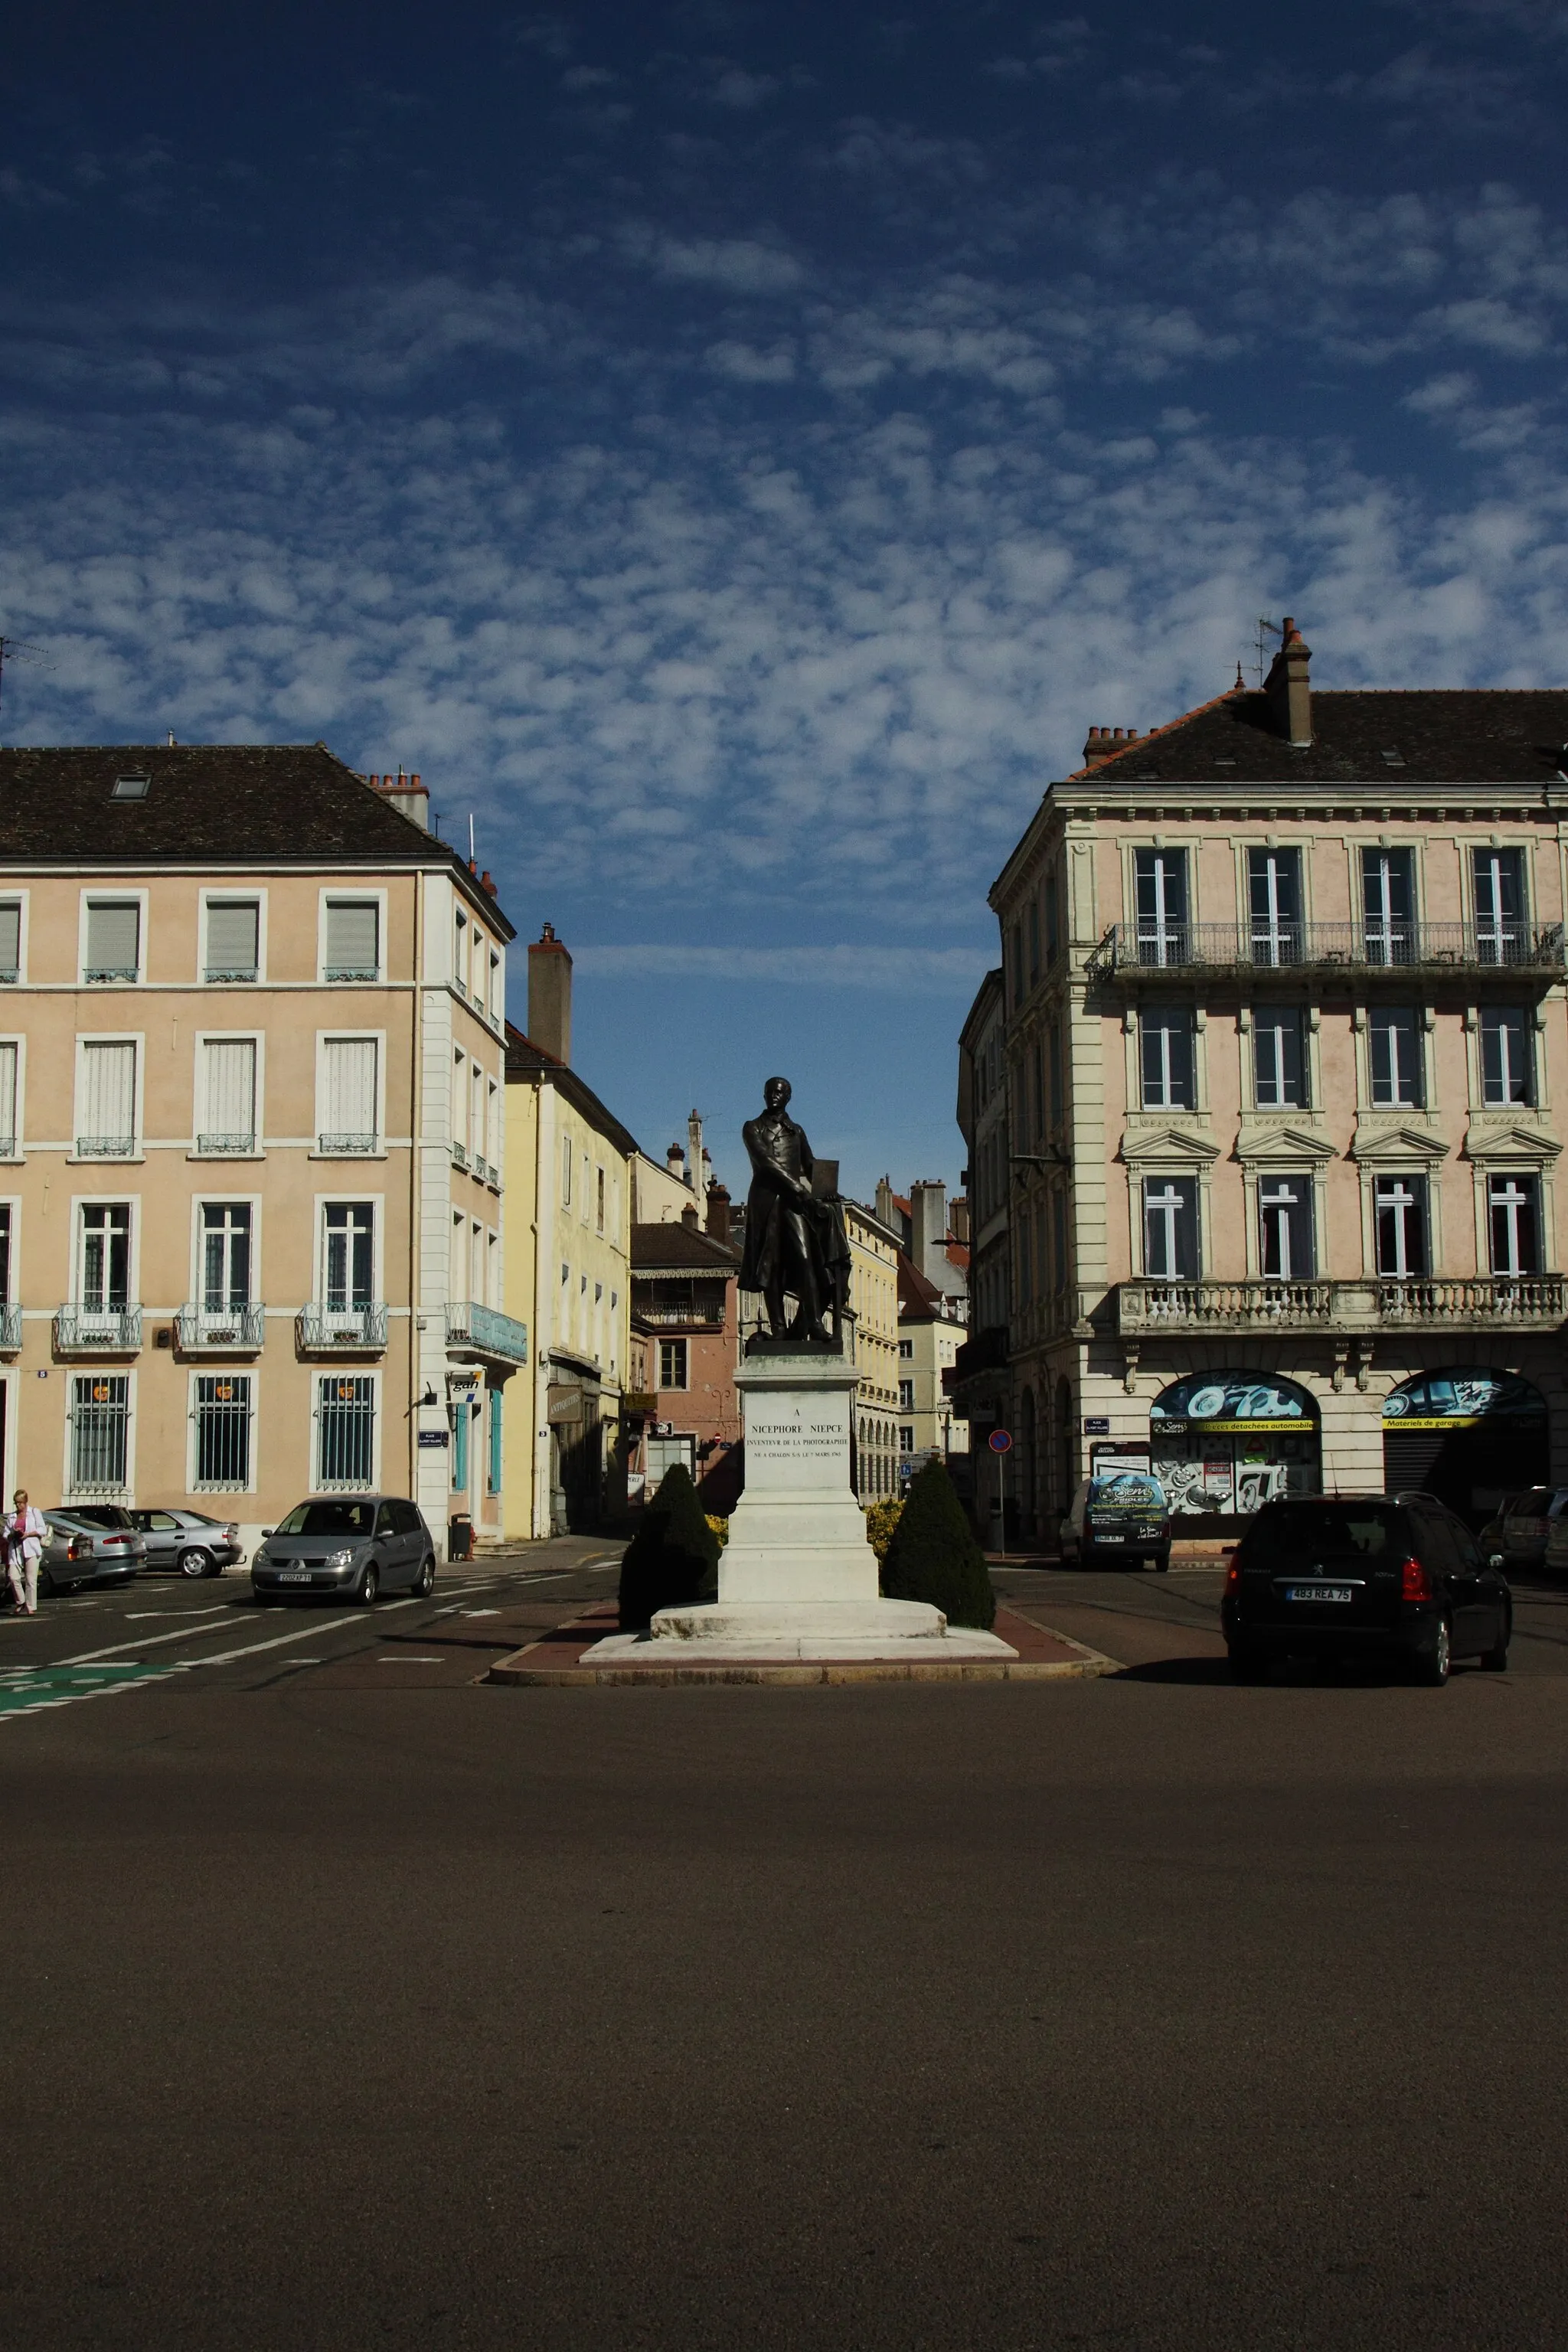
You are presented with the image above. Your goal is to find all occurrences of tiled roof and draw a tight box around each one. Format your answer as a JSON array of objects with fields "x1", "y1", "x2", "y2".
[
  {"x1": 631, "y1": 1220, "x2": 740, "y2": 1272},
  {"x1": 0, "y1": 743, "x2": 511, "y2": 925},
  {"x1": 505, "y1": 1024, "x2": 641, "y2": 1160},
  {"x1": 897, "y1": 1252, "x2": 944, "y2": 1316},
  {"x1": 1066, "y1": 688, "x2": 1568, "y2": 789}
]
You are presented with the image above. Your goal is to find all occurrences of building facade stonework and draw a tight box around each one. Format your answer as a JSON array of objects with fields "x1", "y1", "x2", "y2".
[{"x1": 988, "y1": 629, "x2": 1568, "y2": 1538}]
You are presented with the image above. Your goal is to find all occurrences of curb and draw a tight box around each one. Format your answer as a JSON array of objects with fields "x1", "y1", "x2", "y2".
[{"x1": 486, "y1": 1653, "x2": 1118, "y2": 1687}]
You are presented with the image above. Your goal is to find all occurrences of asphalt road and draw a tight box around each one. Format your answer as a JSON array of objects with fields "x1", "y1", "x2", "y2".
[{"x1": 4, "y1": 1550, "x2": 1568, "y2": 2350}]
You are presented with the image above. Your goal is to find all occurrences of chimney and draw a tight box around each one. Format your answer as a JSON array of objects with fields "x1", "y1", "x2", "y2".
[
  {"x1": 681, "y1": 1204, "x2": 699, "y2": 1230},
  {"x1": 527, "y1": 923, "x2": 572, "y2": 1063},
  {"x1": 688, "y1": 1110, "x2": 707, "y2": 1204},
  {"x1": 1080, "y1": 726, "x2": 1140, "y2": 769},
  {"x1": 910, "y1": 1180, "x2": 949, "y2": 1287},
  {"x1": 479, "y1": 870, "x2": 497, "y2": 898},
  {"x1": 1266, "y1": 616, "x2": 1312, "y2": 747},
  {"x1": 666, "y1": 1142, "x2": 686, "y2": 1179},
  {"x1": 949, "y1": 1194, "x2": 971, "y2": 1246},
  {"x1": 371, "y1": 769, "x2": 430, "y2": 829},
  {"x1": 706, "y1": 1182, "x2": 732, "y2": 1245}
]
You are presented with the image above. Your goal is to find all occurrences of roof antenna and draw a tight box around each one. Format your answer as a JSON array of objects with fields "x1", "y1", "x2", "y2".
[
  {"x1": 0, "y1": 634, "x2": 50, "y2": 716},
  {"x1": 167, "y1": 729, "x2": 178, "y2": 746},
  {"x1": 468, "y1": 812, "x2": 475, "y2": 864},
  {"x1": 1254, "y1": 616, "x2": 1282, "y2": 688}
]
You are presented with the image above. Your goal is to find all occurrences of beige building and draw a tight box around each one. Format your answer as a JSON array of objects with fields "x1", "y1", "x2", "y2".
[
  {"x1": 897, "y1": 1256, "x2": 966, "y2": 1480},
  {"x1": 0, "y1": 745, "x2": 523, "y2": 1553},
  {"x1": 988, "y1": 626, "x2": 1568, "y2": 1535},
  {"x1": 502, "y1": 927, "x2": 636, "y2": 1537},
  {"x1": 842, "y1": 1196, "x2": 901, "y2": 1498}
]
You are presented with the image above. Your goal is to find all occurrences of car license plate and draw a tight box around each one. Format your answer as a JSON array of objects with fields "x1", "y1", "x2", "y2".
[
  {"x1": 280, "y1": 1570, "x2": 312, "y2": 1583},
  {"x1": 1096, "y1": 1534, "x2": 1124, "y2": 1543},
  {"x1": 1285, "y1": 1584, "x2": 1353, "y2": 1603}
]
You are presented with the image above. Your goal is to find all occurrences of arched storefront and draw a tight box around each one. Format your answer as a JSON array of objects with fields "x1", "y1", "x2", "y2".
[
  {"x1": 1150, "y1": 1372, "x2": 1321, "y2": 1523},
  {"x1": 1382, "y1": 1367, "x2": 1547, "y2": 1524}
]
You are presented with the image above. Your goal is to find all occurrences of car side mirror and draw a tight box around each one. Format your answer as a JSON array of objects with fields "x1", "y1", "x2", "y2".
[{"x1": 260, "y1": 1530, "x2": 273, "y2": 1540}]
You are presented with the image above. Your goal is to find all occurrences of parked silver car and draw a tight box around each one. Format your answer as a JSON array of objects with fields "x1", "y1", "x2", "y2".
[
  {"x1": 1494, "y1": 1486, "x2": 1568, "y2": 1570},
  {"x1": 40, "y1": 1507, "x2": 148, "y2": 1595},
  {"x1": 251, "y1": 1496, "x2": 436, "y2": 1606},
  {"x1": 129, "y1": 1508, "x2": 243, "y2": 1579}
]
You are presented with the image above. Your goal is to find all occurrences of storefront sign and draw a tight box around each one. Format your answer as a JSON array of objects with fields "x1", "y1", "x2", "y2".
[
  {"x1": 1382, "y1": 1367, "x2": 1545, "y2": 1430},
  {"x1": 1151, "y1": 1373, "x2": 1318, "y2": 1429}
]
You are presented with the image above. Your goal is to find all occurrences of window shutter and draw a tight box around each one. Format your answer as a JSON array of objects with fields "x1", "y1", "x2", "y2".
[
  {"x1": 203, "y1": 1038, "x2": 256, "y2": 1138},
  {"x1": 322, "y1": 1037, "x2": 377, "y2": 1137},
  {"x1": 86, "y1": 902, "x2": 139, "y2": 975},
  {"x1": 0, "y1": 904, "x2": 20, "y2": 974},
  {"x1": 82, "y1": 1041, "x2": 136, "y2": 1142},
  {"x1": 325, "y1": 901, "x2": 379, "y2": 975},
  {"x1": 207, "y1": 902, "x2": 259, "y2": 972},
  {"x1": 0, "y1": 1043, "x2": 15, "y2": 1144}
]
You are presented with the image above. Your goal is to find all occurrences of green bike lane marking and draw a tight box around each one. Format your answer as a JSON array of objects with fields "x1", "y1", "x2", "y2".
[{"x1": 0, "y1": 1662, "x2": 177, "y2": 1720}]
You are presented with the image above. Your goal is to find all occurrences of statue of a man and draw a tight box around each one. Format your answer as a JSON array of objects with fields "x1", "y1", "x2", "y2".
[{"x1": 739, "y1": 1076, "x2": 851, "y2": 1344}]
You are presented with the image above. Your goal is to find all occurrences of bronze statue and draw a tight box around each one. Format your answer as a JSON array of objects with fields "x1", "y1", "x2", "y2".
[{"x1": 739, "y1": 1076, "x2": 851, "y2": 1344}]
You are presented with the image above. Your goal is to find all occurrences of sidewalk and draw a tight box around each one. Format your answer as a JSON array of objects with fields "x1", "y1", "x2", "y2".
[{"x1": 486, "y1": 1601, "x2": 1122, "y2": 1687}]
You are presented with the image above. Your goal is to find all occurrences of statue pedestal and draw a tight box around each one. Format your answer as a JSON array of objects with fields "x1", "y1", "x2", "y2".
[{"x1": 583, "y1": 1350, "x2": 1017, "y2": 1664}]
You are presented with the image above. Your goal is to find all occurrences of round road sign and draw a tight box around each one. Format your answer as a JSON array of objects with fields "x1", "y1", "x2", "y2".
[{"x1": 988, "y1": 1428, "x2": 1013, "y2": 1454}]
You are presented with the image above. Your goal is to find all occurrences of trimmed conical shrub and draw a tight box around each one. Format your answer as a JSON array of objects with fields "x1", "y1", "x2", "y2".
[
  {"x1": 618, "y1": 1461, "x2": 720, "y2": 1632},
  {"x1": 880, "y1": 1457, "x2": 996, "y2": 1629}
]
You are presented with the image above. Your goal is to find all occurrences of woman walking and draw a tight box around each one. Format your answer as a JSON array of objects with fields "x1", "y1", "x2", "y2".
[{"x1": 5, "y1": 1488, "x2": 46, "y2": 1615}]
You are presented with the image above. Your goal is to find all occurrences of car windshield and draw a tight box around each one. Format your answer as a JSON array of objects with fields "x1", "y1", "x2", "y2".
[
  {"x1": 1089, "y1": 1474, "x2": 1165, "y2": 1510},
  {"x1": 1243, "y1": 1501, "x2": 1400, "y2": 1564},
  {"x1": 273, "y1": 1501, "x2": 376, "y2": 1538},
  {"x1": 1511, "y1": 1491, "x2": 1551, "y2": 1517}
]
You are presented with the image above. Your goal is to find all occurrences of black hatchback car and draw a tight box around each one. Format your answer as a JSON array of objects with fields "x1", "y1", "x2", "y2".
[{"x1": 1222, "y1": 1492, "x2": 1511, "y2": 1684}]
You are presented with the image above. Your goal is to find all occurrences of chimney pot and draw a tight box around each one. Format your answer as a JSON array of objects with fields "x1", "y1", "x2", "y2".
[{"x1": 681, "y1": 1204, "x2": 699, "y2": 1230}]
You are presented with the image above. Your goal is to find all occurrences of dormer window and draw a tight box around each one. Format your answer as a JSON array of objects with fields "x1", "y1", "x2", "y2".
[
  {"x1": 1379, "y1": 749, "x2": 1405, "y2": 767},
  {"x1": 111, "y1": 773, "x2": 150, "y2": 801}
]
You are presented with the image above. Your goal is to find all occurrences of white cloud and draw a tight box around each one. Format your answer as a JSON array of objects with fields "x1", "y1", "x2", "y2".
[{"x1": 629, "y1": 230, "x2": 806, "y2": 294}]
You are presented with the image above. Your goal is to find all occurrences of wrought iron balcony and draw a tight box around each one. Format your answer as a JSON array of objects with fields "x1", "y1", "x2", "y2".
[
  {"x1": 323, "y1": 964, "x2": 379, "y2": 984},
  {"x1": 75, "y1": 1134, "x2": 136, "y2": 1158},
  {"x1": 54, "y1": 1305, "x2": 143, "y2": 1352},
  {"x1": 450, "y1": 1141, "x2": 469, "y2": 1171},
  {"x1": 204, "y1": 965, "x2": 258, "y2": 984},
  {"x1": 1117, "y1": 1274, "x2": 1566, "y2": 1334},
  {"x1": 1088, "y1": 920, "x2": 1566, "y2": 982},
  {"x1": 296, "y1": 1302, "x2": 388, "y2": 1351},
  {"x1": 195, "y1": 1132, "x2": 256, "y2": 1157},
  {"x1": 178, "y1": 1302, "x2": 266, "y2": 1352},
  {"x1": 0, "y1": 1302, "x2": 21, "y2": 1351},
  {"x1": 445, "y1": 1301, "x2": 529, "y2": 1364},
  {"x1": 317, "y1": 1132, "x2": 379, "y2": 1157},
  {"x1": 83, "y1": 965, "x2": 139, "y2": 985}
]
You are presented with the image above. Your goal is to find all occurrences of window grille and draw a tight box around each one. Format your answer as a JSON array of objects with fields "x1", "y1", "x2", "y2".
[
  {"x1": 318, "y1": 1375, "x2": 375, "y2": 1488},
  {"x1": 194, "y1": 1375, "x2": 251, "y2": 1488},
  {"x1": 70, "y1": 1374, "x2": 129, "y2": 1491}
]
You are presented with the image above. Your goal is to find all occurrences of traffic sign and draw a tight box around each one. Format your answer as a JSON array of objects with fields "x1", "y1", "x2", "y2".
[{"x1": 988, "y1": 1428, "x2": 1013, "y2": 1454}]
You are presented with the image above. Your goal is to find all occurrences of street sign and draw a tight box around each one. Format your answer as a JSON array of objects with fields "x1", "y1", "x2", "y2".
[
  {"x1": 418, "y1": 1429, "x2": 449, "y2": 1448},
  {"x1": 988, "y1": 1428, "x2": 1012, "y2": 1454},
  {"x1": 1084, "y1": 1416, "x2": 1110, "y2": 1436}
]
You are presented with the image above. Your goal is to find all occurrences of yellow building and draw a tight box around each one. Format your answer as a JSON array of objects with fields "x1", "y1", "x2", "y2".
[
  {"x1": 0, "y1": 745, "x2": 522, "y2": 1556},
  {"x1": 502, "y1": 928, "x2": 637, "y2": 1537},
  {"x1": 841, "y1": 1196, "x2": 900, "y2": 1498}
]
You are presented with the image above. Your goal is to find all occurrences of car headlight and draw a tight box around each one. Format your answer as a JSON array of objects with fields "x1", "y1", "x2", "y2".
[
  {"x1": 327, "y1": 1548, "x2": 356, "y2": 1569},
  {"x1": 253, "y1": 1552, "x2": 272, "y2": 1569}
]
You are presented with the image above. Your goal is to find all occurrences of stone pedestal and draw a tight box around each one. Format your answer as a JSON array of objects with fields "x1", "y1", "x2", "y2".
[{"x1": 583, "y1": 1348, "x2": 1016, "y2": 1664}]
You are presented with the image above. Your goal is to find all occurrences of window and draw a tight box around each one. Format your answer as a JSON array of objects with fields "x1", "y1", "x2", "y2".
[
  {"x1": 1259, "y1": 1175, "x2": 1314, "y2": 1278},
  {"x1": 488, "y1": 1383, "x2": 503, "y2": 1494},
  {"x1": 1044, "y1": 867, "x2": 1060, "y2": 962},
  {"x1": 1135, "y1": 850, "x2": 1187, "y2": 966},
  {"x1": 78, "y1": 1040, "x2": 136, "y2": 1157},
  {"x1": 1374, "y1": 1174, "x2": 1428, "y2": 1277},
  {"x1": 596, "y1": 1166, "x2": 606, "y2": 1234},
  {"x1": 452, "y1": 1385, "x2": 472, "y2": 1492},
  {"x1": 111, "y1": 772, "x2": 149, "y2": 800},
  {"x1": 80, "y1": 1203, "x2": 131, "y2": 1308},
  {"x1": 318, "y1": 1375, "x2": 375, "y2": 1488},
  {"x1": 0, "y1": 1204, "x2": 10, "y2": 1302},
  {"x1": 1254, "y1": 1009, "x2": 1306, "y2": 1108},
  {"x1": 1141, "y1": 1008, "x2": 1194, "y2": 1109},
  {"x1": 897, "y1": 1338, "x2": 913, "y2": 1359},
  {"x1": 199, "y1": 1037, "x2": 257, "y2": 1154},
  {"x1": 1027, "y1": 897, "x2": 1040, "y2": 987},
  {"x1": 324, "y1": 900, "x2": 379, "y2": 982},
  {"x1": 898, "y1": 1379, "x2": 914, "y2": 1410},
  {"x1": 70, "y1": 1374, "x2": 129, "y2": 1492},
  {"x1": 194, "y1": 1375, "x2": 251, "y2": 1489},
  {"x1": 1010, "y1": 922, "x2": 1024, "y2": 1008},
  {"x1": 452, "y1": 1047, "x2": 466, "y2": 1155},
  {"x1": 1144, "y1": 1178, "x2": 1198, "y2": 1279},
  {"x1": 1248, "y1": 848, "x2": 1301, "y2": 965},
  {"x1": 205, "y1": 900, "x2": 260, "y2": 982},
  {"x1": 319, "y1": 1037, "x2": 378, "y2": 1154},
  {"x1": 900, "y1": 1426, "x2": 916, "y2": 1453},
  {"x1": 0, "y1": 1040, "x2": 16, "y2": 1155},
  {"x1": 1361, "y1": 848, "x2": 1414, "y2": 964},
  {"x1": 1053, "y1": 1191, "x2": 1067, "y2": 1290},
  {"x1": 1370, "y1": 1009, "x2": 1422, "y2": 1107},
  {"x1": 1481, "y1": 1009, "x2": 1532, "y2": 1106},
  {"x1": 659, "y1": 1338, "x2": 688, "y2": 1389},
  {"x1": 561, "y1": 1135, "x2": 573, "y2": 1205},
  {"x1": 84, "y1": 899, "x2": 140, "y2": 983},
  {"x1": 0, "y1": 902, "x2": 20, "y2": 982},
  {"x1": 322, "y1": 1203, "x2": 374, "y2": 1309},
  {"x1": 201, "y1": 1204, "x2": 253, "y2": 1310},
  {"x1": 1047, "y1": 1024, "x2": 1063, "y2": 1123},
  {"x1": 452, "y1": 910, "x2": 468, "y2": 995},
  {"x1": 471, "y1": 1063, "x2": 485, "y2": 1166},
  {"x1": 1474, "y1": 849, "x2": 1524, "y2": 964},
  {"x1": 1489, "y1": 1174, "x2": 1541, "y2": 1276}
]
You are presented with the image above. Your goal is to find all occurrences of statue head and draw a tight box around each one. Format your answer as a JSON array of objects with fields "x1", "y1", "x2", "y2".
[{"x1": 762, "y1": 1075, "x2": 792, "y2": 1112}]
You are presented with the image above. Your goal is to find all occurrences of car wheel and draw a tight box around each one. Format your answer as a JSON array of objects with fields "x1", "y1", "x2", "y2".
[
  {"x1": 1228, "y1": 1642, "x2": 1269, "y2": 1684},
  {"x1": 354, "y1": 1563, "x2": 379, "y2": 1606},
  {"x1": 1481, "y1": 1609, "x2": 1511, "y2": 1672},
  {"x1": 1152, "y1": 1551, "x2": 1171, "y2": 1573},
  {"x1": 177, "y1": 1546, "x2": 212, "y2": 1579},
  {"x1": 413, "y1": 1555, "x2": 435, "y2": 1598},
  {"x1": 1412, "y1": 1618, "x2": 1452, "y2": 1686}
]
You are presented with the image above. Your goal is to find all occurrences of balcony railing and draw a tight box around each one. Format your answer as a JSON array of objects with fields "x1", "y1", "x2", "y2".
[
  {"x1": 178, "y1": 1302, "x2": 266, "y2": 1351},
  {"x1": 54, "y1": 1305, "x2": 143, "y2": 1352},
  {"x1": 296, "y1": 1302, "x2": 388, "y2": 1351},
  {"x1": 635, "y1": 1304, "x2": 725, "y2": 1328},
  {"x1": 75, "y1": 1134, "x2": 136, "y2": 1158},
  {"x1": 1089, "y1": 920, "x2": 1566, "y2": 979},
  {"x1": 195, "y1": 1132, "x2": 256, "y2": 1156},
  {"x1": 450, "y1": 1141, "x2": 469, "y2": 1171},
  {"x1": 324, "y1": 964, "x2": 379, "y2": 984},
  {"x1": 317, "y1": 1132, "x2": 379, "y2": 1156},
  {"x1": 445, "y1": 1301, "x2": 529, "y2": 1364},
  {"x1": 83, "y1": 965, "x2": 139, "y2": 985},
  {"x1": 1117, "y1": 1275, "x2": 1566, "y2": 1334},
  {"x1": 204, "y1": 965, "x2": 258, "y2": 984},
  {"x1": 0, "y1": 1302, "x2": 21, "y2": 1351}
]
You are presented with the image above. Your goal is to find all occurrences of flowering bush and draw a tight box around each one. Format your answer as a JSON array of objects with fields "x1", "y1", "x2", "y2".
[{"x1": 863, "y1": 1498, "x2": 904, "y2": 1564}]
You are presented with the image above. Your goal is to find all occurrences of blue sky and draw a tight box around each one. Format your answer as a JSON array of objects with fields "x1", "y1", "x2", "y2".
[{"x1": 5, "y1": 0, "x2": 1567, "y2": 1200}]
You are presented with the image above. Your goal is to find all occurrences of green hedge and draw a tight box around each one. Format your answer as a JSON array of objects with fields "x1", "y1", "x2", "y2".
[
  {"x1": 879, "y1": 1457, "x2": 995, "y2": 1629},
  {"x1": 619, "y1": 1461, "x2": 720, "y2": 1632}
]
